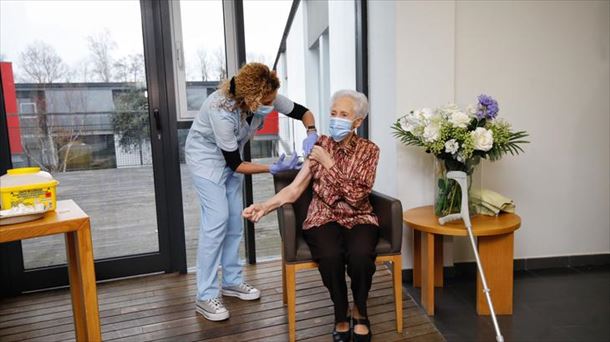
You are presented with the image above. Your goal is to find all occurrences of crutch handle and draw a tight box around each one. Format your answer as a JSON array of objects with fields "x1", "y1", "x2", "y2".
[{"x1": 438, "y1": 213, "x2": 462, "y2": 225}]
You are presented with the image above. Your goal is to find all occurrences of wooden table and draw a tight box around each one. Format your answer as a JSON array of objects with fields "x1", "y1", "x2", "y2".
[
  {"x1": 403, "y1": 205, "x2": 521, "y2": 316},
  {"x1": 0, "y1": 200, "x2": 101, "y2": 341}
]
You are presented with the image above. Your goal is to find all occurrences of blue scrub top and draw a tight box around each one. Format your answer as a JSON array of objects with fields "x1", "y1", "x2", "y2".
[{"x1": 185, "y1": 89, "x2": 297, "y2": 184}]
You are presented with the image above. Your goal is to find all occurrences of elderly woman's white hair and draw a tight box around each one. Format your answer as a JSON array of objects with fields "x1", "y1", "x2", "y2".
[{"x1": 330, "y1": 89, "x2": 369, "y2": 119}]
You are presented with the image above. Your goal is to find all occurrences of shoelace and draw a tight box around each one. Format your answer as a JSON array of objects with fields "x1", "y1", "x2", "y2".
[
  {"x1": 240, "y1": 283, "x2": 254, "y2": 292},
  {"x1": 209, "y1": 298, "x2": 224, "y2": 310}
]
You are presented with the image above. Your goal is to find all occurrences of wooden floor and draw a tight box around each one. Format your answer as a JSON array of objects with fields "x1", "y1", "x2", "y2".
[{"x1": 0, "y1": 260, "x2": 444, "y2": 342}]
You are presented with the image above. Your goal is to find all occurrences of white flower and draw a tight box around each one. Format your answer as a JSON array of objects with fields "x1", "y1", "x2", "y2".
[
  {"x1": 399, "y1": 113, "x2": 420, "y2": 132},
  {"x1": 439, "y1": 103, "x2": 459, "y2": 114},
  {"x1": 466, "y1": 104, "x2": 478, "y2": 117},
  {"x1": 400, "y1": 107, "x2": 435, "y2": 133},
  {"x1": 449, "y1": 111, "x2": 471, "y2": 128},
  {"x1": 416, "y1": 107, "x2": 434, "y2": 120},
  {"x1": 444, "y1": 139, "x2": 459, "y2": 154},
  {"x1": 423, "y1": 122, "x2": 441, "y2": 143},
  {"x1": 470, "y1": 127, "x2": 494, "y2": 151}
]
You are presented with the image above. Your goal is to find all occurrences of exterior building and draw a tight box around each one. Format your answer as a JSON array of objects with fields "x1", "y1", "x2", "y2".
[{"x1": 2, "y1": 64, "x2": 279, "y2": 171}]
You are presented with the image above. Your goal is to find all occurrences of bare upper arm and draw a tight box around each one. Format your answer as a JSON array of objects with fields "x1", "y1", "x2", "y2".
[{"x1": 286, "y1": 159, "x2": 313, "y2": 201}]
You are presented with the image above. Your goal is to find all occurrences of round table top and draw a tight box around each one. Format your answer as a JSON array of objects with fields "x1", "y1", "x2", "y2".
[{"x1": 403, "y1": 205, "x2": 521, "y2": 236}]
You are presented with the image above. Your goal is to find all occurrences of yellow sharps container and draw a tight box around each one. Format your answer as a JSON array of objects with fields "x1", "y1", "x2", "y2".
[{"x1": 0, "y1": 167, "x2": 59, "y2": 212}]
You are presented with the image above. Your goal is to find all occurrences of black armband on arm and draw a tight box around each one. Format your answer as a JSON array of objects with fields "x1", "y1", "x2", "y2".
[
  {"x1": 286, "y1": 102, "x2": 308, "y2": 120},
  {"x1": 221, "y1": 149, "x2": 243, "y2": 171}
]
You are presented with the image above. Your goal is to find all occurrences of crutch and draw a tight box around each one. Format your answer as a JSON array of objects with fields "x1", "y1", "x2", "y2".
[{"x1": 438, "y1": 171, "x2": 504, "y2": 342}]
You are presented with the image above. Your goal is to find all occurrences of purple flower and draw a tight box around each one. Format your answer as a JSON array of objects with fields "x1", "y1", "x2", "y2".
[{"x1": 477, "y1": 94, "x2": 499, "y2": 119}]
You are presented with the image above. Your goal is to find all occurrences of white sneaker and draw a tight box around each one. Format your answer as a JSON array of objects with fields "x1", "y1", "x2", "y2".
[
  {"x1": 196, "y1": 297, "x2": 230, "y2": 321},
  {"x1": 222, "y1": 282, "x2": 261, "y2": 301}
]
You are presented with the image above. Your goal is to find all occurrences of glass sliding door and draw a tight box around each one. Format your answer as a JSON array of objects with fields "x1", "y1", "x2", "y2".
[
  {"x1": 243, "y1": 0, "x2": 293, "y2": 260},
  {"x1": 0, "y1": 0, "x2": 177, "y2": 292},
  {"x1": 167, "y1": 0, "x2": 228, "y2": 269}
]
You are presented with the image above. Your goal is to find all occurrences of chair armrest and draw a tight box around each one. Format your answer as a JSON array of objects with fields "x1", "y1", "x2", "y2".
[
  {"x1": 276, "y1": 203, "x2": 298, "y2": 260},
  {"x1": 370, "y1": 190, "x2": 403, "y2": 253}
]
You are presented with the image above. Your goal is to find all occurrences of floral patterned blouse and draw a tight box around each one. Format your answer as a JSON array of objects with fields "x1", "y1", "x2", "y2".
[{"x1": 303, "y1": 134, "x2": 380, "y2": 230}]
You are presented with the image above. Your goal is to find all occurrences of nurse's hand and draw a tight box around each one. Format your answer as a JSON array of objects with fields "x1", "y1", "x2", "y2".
[
  {"x1": 269, "y1": 153, "x2": 301, "y2": 175},
  {"x1": 243, "y1": 203, "x2": 267, "y2": 223},
  {"x1": 302, "y1": 131, "x2": 319, "y2": 156}
]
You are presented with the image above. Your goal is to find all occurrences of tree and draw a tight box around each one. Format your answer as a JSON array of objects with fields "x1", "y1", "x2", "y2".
[
  {"x1": 17, "y1": 41, "x2": 69, "y2": 170},
  {"x1": 33, "y1": 94, "x2": 59, "y2": 170},
  {"x1": 55, "y1": 120, "x2": 85, "y2": 172},
  {"x1": 112, "y1": 88, "x2": 149, "y2": 165},
  {"x1": 87, "y1": 29, "x2": 116, "y2": 82},
  {"x1": 51, "y1": 89, "x2": 89, "y2": 171},
  {"x1": 113, "y1": 53, "x2": 144, "y2": 83},
  {"x1": 113, "y1": 57, "x2": 130, "y2": 83},
  {"x1": 196, "y1": 48, "x2": 210, "y2": 81},
  {"x1": 128, "y1": 53, "x2": 145, "y2": 83},
  {"x1": 127, "y1": 53, "x2": 144, "y2": 83},
  {"x1": 213, "y1": 47, "x2": 227, "y2": 80},
  {"x1": 18, "y1": 41, "x2": 67, "y2": 83},
  {"x1": 72, "y1": 59, "x2": 92, "y2": 83}
]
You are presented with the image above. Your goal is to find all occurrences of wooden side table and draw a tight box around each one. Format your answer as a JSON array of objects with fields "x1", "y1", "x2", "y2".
[
  {"x1": 0, "y1": 200, "x2": 101, "y2": 341},
  {"x1": 403, "y1": 205, "x2": 521, "y2": 316}
]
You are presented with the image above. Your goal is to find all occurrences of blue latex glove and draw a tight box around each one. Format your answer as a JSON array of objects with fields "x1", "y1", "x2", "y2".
[
  {"x1": 270, "y1": 153, "x2": 302, "y2": 175},
  {"x1": 302, "y1": 131, "x2": 319, "y2": 156}
]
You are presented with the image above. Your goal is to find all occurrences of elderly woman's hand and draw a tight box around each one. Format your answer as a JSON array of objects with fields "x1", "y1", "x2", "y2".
[
  {"x1": 309, "y1": 146, "x2": 335, "y2": 170},
  {"x1": 242, "y1": 203, "x2": 268, "y2": 223}
]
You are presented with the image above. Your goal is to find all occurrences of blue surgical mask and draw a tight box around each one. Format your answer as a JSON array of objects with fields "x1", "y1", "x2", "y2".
[
  {"x1": 329, "y1": 117, "x2": 354, "y2": 142},
  {"x1": 253, "y1": 105, "x2": 274, "y2": 118}
]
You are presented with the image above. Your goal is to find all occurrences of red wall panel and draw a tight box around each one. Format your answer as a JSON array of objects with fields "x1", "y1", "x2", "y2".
[
  {"x1": 0, "y1": 62, "x2": 23, "y2": 154},
  {"x1": 256, "y1": 110, "x2": 279, "y2": 135}
]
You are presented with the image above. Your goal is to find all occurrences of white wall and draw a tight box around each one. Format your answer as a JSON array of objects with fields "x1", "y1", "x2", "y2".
[
  {"x1": 368, "y1": 0, "x2": 397, "y2": 198},
  {"x1": 369, "y1": 0, "x2": 610, "y2": 268},
  {"x1": 369, "y1": 0, "x2": 457, "y2": 268},
  {"x1": 277, "y1": 3, "x2": 308, "y2": 155},
  {"x1": 453, "y1": 1, "x2": 610, "y2": 260},
  {"x1": 328, "y1": 0, "x2": 356, "y2": 93}
]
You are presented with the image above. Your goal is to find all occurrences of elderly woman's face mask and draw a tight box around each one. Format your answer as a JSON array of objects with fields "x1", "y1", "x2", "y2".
[
  {"x1": 329, "y1": 97, "x2": 362, "y2": 142},
  {"x1": 329, "y1": 117, "x2": 353, "y2": 142}
]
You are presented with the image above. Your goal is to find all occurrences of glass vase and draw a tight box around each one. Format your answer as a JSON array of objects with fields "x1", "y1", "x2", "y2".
[{"x1": 433, "y1": 157, "x2": 481, "y2": 217}]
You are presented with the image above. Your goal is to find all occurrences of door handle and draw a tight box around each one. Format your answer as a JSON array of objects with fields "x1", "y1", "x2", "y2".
[
  {"x1": 153, "y1": 108, "x2": 162, "y2": 140},
  {"x1": 153, "y1": 108, "x2": 161, "y2": 131}
]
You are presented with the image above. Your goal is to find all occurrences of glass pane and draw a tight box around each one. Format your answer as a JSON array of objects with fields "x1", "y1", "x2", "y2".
[
  {"x1": 180, "y1": 1, "x2": 226, "y2": 81},
  {"x1": 174, "y1": 0, "x2": 231, "y2": 268},
  {"x1": 1, "y1": 0, "x2": 159, "y2": 269},
  {"x1": 243, "y1": 0, "x2": 292, "y2": 66},
  {"x1": 244, "y1": 0, "x2": 293, "y2": 260},
  {"x1": 179, "y1": 0, "x2": 227, "y2": 121}
]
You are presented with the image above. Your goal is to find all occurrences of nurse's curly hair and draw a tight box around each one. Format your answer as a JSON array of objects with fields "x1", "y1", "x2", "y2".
[{"x1": 220, "y1": 62, "x2": 280, "y2": 112}]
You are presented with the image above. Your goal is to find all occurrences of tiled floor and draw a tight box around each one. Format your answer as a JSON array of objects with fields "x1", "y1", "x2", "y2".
[{"x1": 404, "y1": 265, "x2": 610, "y2": 342}]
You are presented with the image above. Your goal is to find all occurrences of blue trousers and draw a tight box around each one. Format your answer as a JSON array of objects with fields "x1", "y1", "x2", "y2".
[{"x1": 192, "y1": 169, "x2": 244, "y2": 300}]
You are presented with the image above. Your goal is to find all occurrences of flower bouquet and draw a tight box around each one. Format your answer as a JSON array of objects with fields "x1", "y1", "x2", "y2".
[{"x1": 392, "y1": 95, "x2": 529, "y2": 217}]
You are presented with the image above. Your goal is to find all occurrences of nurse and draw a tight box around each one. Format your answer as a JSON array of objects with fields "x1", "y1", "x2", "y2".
[{"x1": 185, "y1": 62, "x2": 318, "y2": 321}]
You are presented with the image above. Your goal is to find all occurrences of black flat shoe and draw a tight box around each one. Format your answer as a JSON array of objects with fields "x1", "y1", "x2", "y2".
[
  {"x1": 332, "y1": 317, "x2": 352, "y2": 342},
  {"x1": 352, "y1": 317, "x2": 372, "y2": 342}
]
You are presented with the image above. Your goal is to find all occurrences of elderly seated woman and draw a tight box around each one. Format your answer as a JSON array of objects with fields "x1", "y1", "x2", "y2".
[{"x1": 243, "y1": 89, "x2": 379, "y2": 342}]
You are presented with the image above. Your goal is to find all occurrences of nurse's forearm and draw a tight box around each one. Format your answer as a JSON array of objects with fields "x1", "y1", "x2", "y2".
[
  {"x1": 235, "y1": 162, "x2": 271, "y2": 175},
  {"x1": 301, "y1": 111, "x2": 315, "y2": 129}
]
